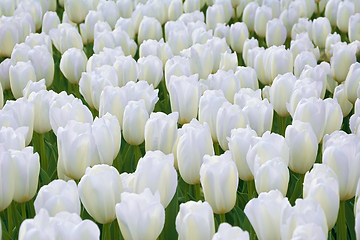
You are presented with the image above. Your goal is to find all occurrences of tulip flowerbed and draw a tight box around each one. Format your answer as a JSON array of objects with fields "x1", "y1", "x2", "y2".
[{"x1": 1, "y1": 0, "x2": 360, "y2": 239}]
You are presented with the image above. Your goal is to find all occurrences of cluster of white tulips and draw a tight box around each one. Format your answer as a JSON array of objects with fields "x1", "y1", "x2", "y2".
[{"x1": 1, "y1": 0, "x2": 360, "y2": 239}]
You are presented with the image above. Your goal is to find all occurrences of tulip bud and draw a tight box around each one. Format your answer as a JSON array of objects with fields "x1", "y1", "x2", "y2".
[
  {"x1": 79, "y1": 10, "x2": 104, "y2": 44},
  {"x1": 280, "y1": 198, "x2": 328, "y2": 240},
  {"x1": 0, "y1": 126, "x2": 28, "y2": 151},
  {"x1": 213, "y1": 222, "x2": 249, "y2": 240},
  {"x1": 97, "y1": 1, "x2": 119, "y2": 29},
  {"x1": 145, "y1": 112, "x2": 179, "y2": 154},
  {"x1": 34, "y1": 179, "x2": 80, "y2": 217},
  {"x1": 49, "y1": 24, "x2": 83, "y2": 54},
  {"x1": 177, "y1": 119, "x2": 214, "y2": 184},
  {"x1": 266, "y1": 18, "x2": 287, "y2": 47},
  {"x1": 244, "y1": 189, "x2": 291, "y2": 240},
  {"x1": 291, "y1": 18, "x2": 313, "y2": 41},
  {"x1": 138, "y1": 16, "x2": 162, "y2": 45},
  {"x1": 64, "y1": 0, "x2": 89, "y2": 24},
  {"x1": 168, "y1": 0, "x2": 183, "y2": 21},
  {"x1": 0, "y1": 58, "x2": 11, "y2": 90},
  {"x1": 285, "y1": 120, "x2": 318, "y2": 174},
  {"x1": 219, "y1": 52, "x2": 238, "y2": 72},
  {"x1": 303, "y1": 163, "x2": 340, "y2": 229},
  {"x1": 345, "y1": 62, "x2": 360, "y2": 104},
  {"x1": 216, "y1": 102, "x2": 249, "y2": 150},
  {"x1": 176, "y1": 200, "x2": 215, "y2": 240},
  {"x1": 330, "y1": 44, "x2": 357, "y2": 83},
  {"x1": 168, "y1": 74, "x2": 201, "y2": 124},
  {"x1": 116, "y1": 188, "x2": 165, "y2": 240},
  {"x1": 228, "y1": 126, "x2": 257, "y2": 181},
  {"x1": 9, "y1": 61, "x2": 36, "y2": 99},
  {"x1": 279, "y1": 7, "x2": 300, "y2": 38},
  {"x1": 333, "y1": 84, "x2": 353, "y2": 118},
  {"x1": 14, "y1": 0, "x2": 42, "y2": 31},
  {"x1": 312, "y1": 17, "x2": 331, "y2": 49},
  {"x1": 28, "y1": 45, "x2": 54, "y2": 87},
  {"x1": 349, "y1": 13, "x2": 360, "y2": 42},
  {"x1": 269, "y1": 73, "x2": 296, "y2": 117},
  {"x1": 25, "y1": 32, "x2": 53, "y2": 55},
  {"x1": 0, "y1": 150, "x2": 14, "y2": 211},
  {"x1": 243, "y1": 2, "x2": 259, "y2": 32},
  {"x1": 206, "y1": 4, "x2": 226, "y2": 31},
  {"x1": 229, "y1": 22, "x2": 249, "y2": 53},
  {"x1": 294, "y1": 51, "x2": 317, "y2": 77},
  {"x1": 323, "y1": 98, "x2": 343, "y2": 137},
  {"x1": 325, "y1": 0, "x2": 341, "y2": 27},
  {"x1": 60, "y1": 48, "x2": 88, "y2": 85},
  {"x1": 138, "y1": 55, "x2": 163, "y2": 88},
  {"x1": 200, "y1": 152, "x2": 238, "y2": 215},
  {"x1": 323, "y1": 132, "x2": 360, "y2": 200},
  {"x1": 254, "y1": 5, "x2": 272, "y2": 39},
  {"x1": 188, "y1": 44, "x2": 214, "y2": 80},
  {"x1": 133, "y1": 151, "x2": 177, "y2": 208},
  {"x1": 42, "y1": 11, "x2": 60, "y2": 35},
  {"x1": 0, "y1": 0, "x2": 15, "y2": 17},
  {"x1": 336, "y1": 0, "x2": 355, "y2": 33},
  {"x1": 79, "y1": 164, "x2": 122, "y2": 224},
  {"x1": 113, "y1": 56, "x2": 139, "y2": 87},
  {"x1": 184, "y1": 0, "x2": 201, "y2": 13}
]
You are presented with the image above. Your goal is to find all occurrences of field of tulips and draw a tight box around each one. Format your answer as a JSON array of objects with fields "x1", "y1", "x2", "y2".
[{"x1": 1, "y1": 0, "x2": 360, "y2": 239}]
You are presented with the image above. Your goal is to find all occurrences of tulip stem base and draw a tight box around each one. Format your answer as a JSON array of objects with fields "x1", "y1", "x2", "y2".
[
  {"x1": 159, "y1": 190, "x2": 178, "y2": 240},
  {"x1": 277, "y1": 114, "x2": 286, "y2": 137},
  {"x1": 185, "y1": 184, "x2": 189, "y2": 202},
  {"x1": 134, "y1": 145, "x2": 142, "y2": 168},
  {"x1": 21, "y1": 203, "x2": 26, "y2": 221},
  {"x1": 289, "y1": 174, "x2": 304, "y2": 206},
  {"x1": 219, "y1": 213, "x2": 226, "y2": 224},
  {"x1": 247, "y1": 180, "x2": 255, "y2": 200},
  {"x1": 336, "y1": 201, "x2": 347, "y2": 240},
  {"x1": 39, "y1": 133, "x2": 48, "y2": 172},
  {"x1": 102, "y1": 222, "x2": 111, "y2": 240},
  {"x1": 7, "y1": 202, "x2": 13, "y2": 238},
  {"x1": 195, "y1": 184, "x2": 201, "y2": 201}
]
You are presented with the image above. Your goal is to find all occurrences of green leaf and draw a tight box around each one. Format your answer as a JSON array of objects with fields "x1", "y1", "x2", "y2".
[
  {"x1": 345, "y1": 199, "x2": 355, "y2": 240},
  {"x1": 40, "y1": 168, "x2": 51, "y2": 186}
]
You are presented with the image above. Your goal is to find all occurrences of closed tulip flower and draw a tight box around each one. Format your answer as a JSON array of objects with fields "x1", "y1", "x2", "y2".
[
  {"x1": 229, "y1": 22, "x2": 249, "y2": 54},
  {"x1": 79, "y1": 164, "x2": 122, "y2": 224},
  {"x1": 242, "y1": 37, "x2": 258, "y2": 67},
  {"x1": 64, "y1": 0, "x2": 89, "y2": 24},
  {"x1": 0, "y1": 58, "x2": 11, "y2": 90},
  {"x1": 294, "y1": 51, "x2": 317, "y2": 77},
  {"x1": 285, "y1": 120, "x2": 318, "y2": 174},
  {"x1": 11, "y1": 147, "x2": 39, "y2": 203},
  {"x1": 280, "y1": 198, "x2": 328, "y2": 240},
  {"x1": 333, "y1": 84, "x2": 353, "y2": 118},
  {"x1": 176, "y1": 200, "x2": 215, "y2": 240},
  {"x1": 57, "y1": 121, "x2": 96, "y2": 180},
  {"x1": 243, "y1": 2, "x2": 259, "y2": 32},
  {"x1": 91, "y1": 113, "x2": 121, "y2": 166},
  {"x1": 349, "y1": 14, "x2": 360, "y2": 42},
  {"x1": 49, "y1": 23, "x2": 83, "y2": 54},
  {"x1": 216, "y1": 102, "x2": 249, "y2": 151},
  {"x1": 269, "y1": 47, "x2": 294, "y2": 84},
  {"x1": 22, "y1": 79, "x2": 46, "y2": 98},
  {"x1": 49, "y1": 94, "x2": 93, "y2": 135},
  {"x1": 206, "y1": 4, "x2": 225, "y2": 31},
  {"x1": 0, "y1": 0, "x2": 15, "y2": 16},
  {"x1": 345, "y1": 62, "x2": 360, "y2": 104},
  {"x1": 2, "y1": 97, "x2": 35, "y2": 146},
  {"x1": 9, "y1": 61, "x2": 36, "y2": 99},
  {"x1": 244, "y1": 189, "x2": 291, "y2": 240},
  {"x1": 145, "y1": 112, "x2": 179, "y2": 154},
  {"x1": 330, "y1": 44, "x2": 357, "y2": 83},
  {"x1": 325, "y1": 0, "x2": 341, "y2": 27},
  {"x1": 312, "y1": 17, "x2": 331, "y2": 49},
  {"x1": 138, "y1": 55, "x2": 163, "y2": 88},
  {"x1": 116, "y1": 188, "x2": 165, "y2": 240},
  {"x1": 213, "y1": 222, "x2": 249, "y2": 240},
  {"x1": 28, "y1": 46, "x2": 54, "y2": 87},
  {"x1": 266, "y1": 18, "x2": 286, "y2": 47},
  {"x1": 0, "y1": 150, "x2": 14, "y2": 211},
  {"x1": 34, "y1": 179, "x2": 80, "y2": 217},
  {"x1": 133, "y1": 151, "x2": 177, "y2": 207},
  {"x1": 168, "y1": 74, "x2": 202, "y2": 124},
  {"x1": 292, "y1": 97, "x2": 326, "y2": 143},
  {"x1": 269, "y1": 73, "x2": 296, "y2": 117},
  {"x1": 42, "y1": 11, "x2": 60, "y2": 35},
  {"x1": 79, "y1": 10, "x2": 104, "y2": 44},
  {"x1": 234, "y1": 88, "x2": 262, "y2": 108},
  {"x1": 138, "y1": 16, "x2": 162, "y2": 45},
  {"x1": 323, "y1": 133, "x2": 360, "y2": 200},
  {"x1": 279, "y1": 7, "x2": 300, "y2": 38},
  {"x1": 0, "y1": 18, "x2": 19, "y2": 58},
  {"x1": 139, "y1": 39, "x2": 173, "y2": 66},
  {"x1": 0, "y1": 126, "x2": 28, "y2": 151},
  {"x1": 188, "y1": 44, "x2": 214, "y2": 80},
  {"x1": 303, "y1": 163, "x2": 340, "y2": 229},
  {"x1": 113, "y1": 55, "x2": 139, "y2": 87},
  {"x1": 234, "y1": 67, "x2": 258, "y2": 90},
  {"x1": 206, "y1": 37, "x2": 231, "y2": 74},
  {"x1": 254, "y1": 157, "x2": 289, "y2": 196},
  {"x1": 177, "y1": 119, "x2": 214, "y2": 184},
  {"x1": 93, "y1": 30, "x2": 117, "y2": 55},
  {"x1": 199, "y1": 90, "x2": 229, "y2": 142},
  {"x1": 97, "y1": 1, "x2": 119, "y2": 29},
  {"x1": 60, "y1": 48, "x2": 88, "y2": 85},
  {"x1": 28, "y1": 90, "x2": 58, "y2": 134},
  {"x1": 336, "y1": 0, "x2": 354, "y2": 33},
  {"x1": 168, "y1": 0, "x2": 183, "y2": 21},
  {"x1": 323, "y1": 98, "x2": 343, "y2": 136},
  {"x1": 254, "y1": 5, "x2": 272, "y2": 39}
]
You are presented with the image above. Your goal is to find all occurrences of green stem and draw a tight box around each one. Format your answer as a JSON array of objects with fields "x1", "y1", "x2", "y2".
[
  {"x1": 102, "y1": 222, "x2": 111, "y2": 240},
  {"x1": 336, "y1": 201, "x2": 346, "y2": 240},
  {"x1": 185, "y1": 184, "x2": 189, "y2": 202},
  {"x1": 277, "y1": 114, "x2": 286, "y2": 137},
  {"x1": 7, "y1": 202, "x2": 13, "y2": 237},
  {"x1": 39, "y1": 133, "x2": 48, "y2": 172},
  {"x1": 195, "y1": 184, "x2": 201, "y2": 201},
  {"x1": 72, "y1": 84, "x2": 81, "y2": 99},
  {"x1": 213, "y1": 142, "x2": 220, "y2": 156},
  {"x1": 247, "y1": 180, "x2": 255, "y2": 200},
  {"x1": 21, "y1": 203, "x2": 26, "y2": 221},
  {"x1": 289, "y1": 174, "x2": 305, "y2": 206},
  {"x1": 134, "y1": 145, "x2": 142, "y2": 168},
  {"x1": 219, "y1": 213, "x2": 226, "y2": 224},
  {"x1": 159, "y1": 190, "x2": 178, "y2": 240},
  {"x1": 316, "y1": 142, "x2": 323, "y2": 164}
]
